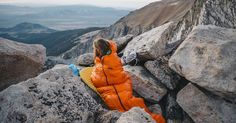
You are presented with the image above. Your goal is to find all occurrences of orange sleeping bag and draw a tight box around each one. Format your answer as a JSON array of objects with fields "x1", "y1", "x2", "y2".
[{"x1": 91, "y1": 41, "x2": 166, "y2": 123}]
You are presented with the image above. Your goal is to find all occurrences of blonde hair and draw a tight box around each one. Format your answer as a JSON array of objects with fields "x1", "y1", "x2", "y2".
[{"x1": 93, "y1": 38, "x2": 111, "y2": 58}]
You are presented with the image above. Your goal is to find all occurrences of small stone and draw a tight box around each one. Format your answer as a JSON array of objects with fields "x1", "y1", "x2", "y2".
[
  {"x1": 116, "y1": 107, "x2": 155, "y2": 123},
  {"x1": 75, "y1": 53, "x2": 94, "y2": 66}
]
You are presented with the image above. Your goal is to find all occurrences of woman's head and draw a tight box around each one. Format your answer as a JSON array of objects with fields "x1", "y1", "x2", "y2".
[{"x1": 93, "y1": 38, "x2": 111, "y2": 58}]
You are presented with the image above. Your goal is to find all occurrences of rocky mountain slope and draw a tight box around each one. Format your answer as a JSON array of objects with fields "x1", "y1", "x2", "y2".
[
  {"x1": 60, "y1": 30, "x2": 101, "y2": 60},
  {"x1": 98, "y1": 0, "x2": 195, "y2": 38},
  {"x1": 1, "y1": 0, "x2": 236, "y2": 123}
]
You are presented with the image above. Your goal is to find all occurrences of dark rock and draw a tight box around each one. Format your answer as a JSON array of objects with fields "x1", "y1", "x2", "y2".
[
  {"x1": 124, "y1": 65, "x2": 167, "y2": 103},
  {"x1": 145, "y1": 57, "x2": 180, "y2": 90},
  {"x1": 166, "y1": 92, "x2": 183, "y2": 123},
  {"x1": 182, "y1": 111, "x2": 195, "y2": 123},
  {"x1": 148, "y1": 104, "x2": 162, "y2": 114}
]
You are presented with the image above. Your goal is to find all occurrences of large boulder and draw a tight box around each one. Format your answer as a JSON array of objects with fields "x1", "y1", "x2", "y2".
[
  {"x1": 145, "y1": 57, "x2": 180, "y2": 90},
  {"x1": 177, "y1": 83, "x2": 236, "y2": 123},
  {"x1": 169, "y1": 25, "x2": 236, "y2": 102},
  {"x1": 75, "y1": 53, "x2": 94, "y2": 66},
  {"x1": 123, "y1": 22, "x2": 175, "y2": 61},
  {"x1": 116, "y1": 107, "x2": 155, "y2": 123},
  {"x1": 124, "y1": 65, "x2": 167, "y2": 103},
  {"x1": 0, "y1": 38, "x2": 46, "y2": 90},
  {"x1": 0, "y1": 65, "x2": 104, "y2": 122}
]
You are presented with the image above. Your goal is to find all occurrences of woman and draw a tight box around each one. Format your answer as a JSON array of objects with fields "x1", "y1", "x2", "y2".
[{"x1": 91, "y1": 38, "x2": 166, "y2": 123}]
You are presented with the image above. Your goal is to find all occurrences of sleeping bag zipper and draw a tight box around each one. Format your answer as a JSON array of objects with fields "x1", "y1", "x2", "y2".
[{"x1": 102, "y1": 57, "x2": 126, "y2": 111}]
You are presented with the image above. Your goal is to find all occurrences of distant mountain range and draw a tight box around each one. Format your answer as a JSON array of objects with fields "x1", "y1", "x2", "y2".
[
  {"x1": 0, "y1": 22, "x2": 103, "y2": 55},
  {"x1": 0, "y1": 5, "x2": 130, "y2": 30},
  {"x1": 0, "y1": 22, "x2": 56, "y2": 34}
]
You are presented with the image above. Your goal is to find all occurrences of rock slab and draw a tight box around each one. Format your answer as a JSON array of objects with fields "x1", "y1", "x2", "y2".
[
  {"x1": 177, "y1": 83, "x2": 236, "y2": 123},
  {"x1": 124, "y1": 65, "x2": 167, "y2": 103}
]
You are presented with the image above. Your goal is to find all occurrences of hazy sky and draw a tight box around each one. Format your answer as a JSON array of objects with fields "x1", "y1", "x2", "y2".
[{"x1": 0, "y1": 0, "x2": 161, "y2": 9}]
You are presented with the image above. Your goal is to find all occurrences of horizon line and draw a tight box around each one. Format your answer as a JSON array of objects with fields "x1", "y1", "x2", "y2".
[{"x1": 0, "y1": 3, "x2": 139, "y2": 10}]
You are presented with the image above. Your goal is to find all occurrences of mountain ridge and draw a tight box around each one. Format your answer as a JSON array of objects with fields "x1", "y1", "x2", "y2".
[
  {"x1": 0, "y1": 22, "x2": 104, "y2": 56},
  {"x1": 0, "y1": 4, "x2": 130, "y2": 30},
  {"x1": 0, "y1": 22, "x2": 56, "y2": 34}
]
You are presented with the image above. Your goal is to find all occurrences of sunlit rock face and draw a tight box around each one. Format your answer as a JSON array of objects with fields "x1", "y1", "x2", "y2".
[{"x1": 169, "y1": 25, "x2": 236, "y2": 102}]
